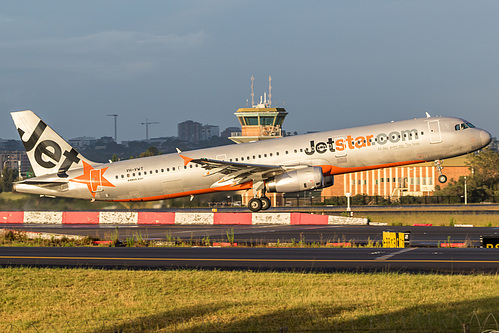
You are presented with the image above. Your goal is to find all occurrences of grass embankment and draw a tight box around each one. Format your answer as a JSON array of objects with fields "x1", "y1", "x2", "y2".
[
  {"x1": 365, "y1": 212, "x2": 499, "y2": 227},
  {"x1": 1, "y1": 268, "x2": 498, "y2": 332}
]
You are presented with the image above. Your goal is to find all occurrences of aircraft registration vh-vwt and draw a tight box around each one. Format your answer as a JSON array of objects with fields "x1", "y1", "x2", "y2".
[{"x1": 11, "y1": 110, "x2": 491, "y2": 212}]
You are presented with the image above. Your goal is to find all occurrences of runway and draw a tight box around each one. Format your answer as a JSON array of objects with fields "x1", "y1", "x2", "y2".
[
  {"x1": 3, "y1": 224, "x2": 498, "y2": 247},
  {"x1": 1, "y1": 247, "x2": 498, "y2": 273}
]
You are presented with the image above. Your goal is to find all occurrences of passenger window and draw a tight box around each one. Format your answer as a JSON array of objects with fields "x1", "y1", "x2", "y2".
[
  {"x1": 115, "y1": 175, "x2": 118, "y2": 179},
  {"x1": 269, "y1": 153, "x2": 273, "y2": 157},
  {"x1": 121, "y1": 175, "x2": 124, "y2": 178}
]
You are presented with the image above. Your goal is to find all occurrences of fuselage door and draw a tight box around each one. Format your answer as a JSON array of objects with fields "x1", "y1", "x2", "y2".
[
  {"x1": 90, "y1": 169, "x2": 103, "y2": 192},
  {"x1": 428, "y1": 120, "x2": 442, "y2": 144},
  {"x1": 334, "y1": 136, "x2": 347, "y2": 157}
]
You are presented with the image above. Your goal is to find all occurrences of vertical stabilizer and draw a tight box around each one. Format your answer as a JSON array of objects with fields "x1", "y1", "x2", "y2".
[{"x1": 11, "y1": 110, "x2": 95, "y2": 177}]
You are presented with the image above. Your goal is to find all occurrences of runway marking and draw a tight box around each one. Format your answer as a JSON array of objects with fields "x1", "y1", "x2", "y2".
[
  {"x1": 1, "y1": 256, "x2": 499, "y2": 264},
  {"x1": 375, "y1": 248, "x2": 416, "y2": 260}
]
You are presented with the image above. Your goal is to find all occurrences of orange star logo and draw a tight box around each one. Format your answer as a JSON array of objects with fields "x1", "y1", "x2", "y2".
[{"x1": 69, "y1": 161, "x2": 115, "y2": 197}]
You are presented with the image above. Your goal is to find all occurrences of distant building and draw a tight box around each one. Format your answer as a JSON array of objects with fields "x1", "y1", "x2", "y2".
[
  {"x1": 201, "y1": 125, "x2": 219, "y2": 140},
  {"x1": 0, "y1": 151, "x2": 30, "y2": 177},
  {"x1": 68, "y1": 136, "x2": 96, "y2": 148},
  {"x1": 321, "y1": 155, "x2": 471, "y2": 199},
  {"x1": 178, "y1": 120, "x2": 202, "y2": 143},
  {"x1": 221, "y1": 127, "x2": 240, "y2": 139}
]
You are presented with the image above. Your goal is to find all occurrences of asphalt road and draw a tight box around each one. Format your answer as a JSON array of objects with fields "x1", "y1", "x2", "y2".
[
  {"x1": 3, "y1": 224, "x2": 499, "y2": 247},
  {"x1": 1, "y1": 247, "x2": 498, "y2": 273}
]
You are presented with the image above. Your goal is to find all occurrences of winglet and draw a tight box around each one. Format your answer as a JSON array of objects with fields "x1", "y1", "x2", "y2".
[{"x1": 179, "y1": 155, "x2": 193, "y2": 166}]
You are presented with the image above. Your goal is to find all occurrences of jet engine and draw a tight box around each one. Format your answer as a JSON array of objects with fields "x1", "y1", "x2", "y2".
[{"x1": 265, "y1": 167, "x2": 326, "y2": 193}]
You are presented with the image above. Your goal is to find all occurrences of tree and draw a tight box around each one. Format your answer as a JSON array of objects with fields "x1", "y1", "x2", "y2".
[
  {"x1": 433, "y1": 148, "x2": 499, "y2": 201},
  {"x1": 139, "y1": 146, "x2": 161, "y2": 158},
  {"x1": 466, "y1": 147, "x2": 499, "y2": 196},
  {"x1": 0, "y1": 167, "x2": 19, "y2": 193}
]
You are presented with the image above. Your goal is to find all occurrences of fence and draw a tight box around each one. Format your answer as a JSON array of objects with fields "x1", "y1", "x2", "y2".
[{"x1": 283, "y1": 194, "x2": 499, "y2": 207}]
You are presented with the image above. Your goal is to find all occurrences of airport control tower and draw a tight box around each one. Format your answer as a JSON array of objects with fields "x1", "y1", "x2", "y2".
[
  {"x1": 229, "y1": 75, "x2": 288, "y2": 144},
  {"x1": 231, "y1": 76, "x2": 286, "y2": 207}
]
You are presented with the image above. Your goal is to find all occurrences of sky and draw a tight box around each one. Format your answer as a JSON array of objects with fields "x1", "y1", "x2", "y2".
[{"x1": 1, "y1": 1, "x2": 498, "y2": 142}]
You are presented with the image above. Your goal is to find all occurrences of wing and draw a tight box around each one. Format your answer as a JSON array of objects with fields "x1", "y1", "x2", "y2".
[{"x1": 180, "y1": 155, "x2": 305, "y2": 189}]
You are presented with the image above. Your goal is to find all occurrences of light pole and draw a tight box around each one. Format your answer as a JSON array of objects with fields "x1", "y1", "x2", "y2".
[
  {"x1": 464, "y1": 176, "x2": 467, "y2": 205},
  {"x1": 1, "y1": 156, "x2": 10, "y2": 179},
  {"x1": 346, "y1": 192, "x2": 352, "y2": 215}
]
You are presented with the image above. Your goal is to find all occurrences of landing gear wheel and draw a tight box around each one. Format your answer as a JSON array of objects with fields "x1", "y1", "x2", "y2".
[
  {"x1": 438, "y1": 175, "x2": 447, "y2": 183},
  {"x1": 248, "y1": 198, "x2": 263, "y2": 212},
  {"x1": 260, "y1": 197, "x2": 271, "y2": 210}
]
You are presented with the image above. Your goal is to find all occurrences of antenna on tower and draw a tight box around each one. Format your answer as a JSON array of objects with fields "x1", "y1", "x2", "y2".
[
  {"x1": 268, "y1": 75, "x2": 272, "y2": 107},
  {"x1": 141, "y1": 118, "x2": 159, "y2": 140},
  {"x1": 107, "y1": 114, "x2": 118, "y2": 142},
  {"x1": 250, "y1": 75, "x2": 255, "y2": 107}
]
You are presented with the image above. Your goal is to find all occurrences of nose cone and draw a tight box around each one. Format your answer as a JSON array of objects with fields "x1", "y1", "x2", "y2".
[{"x1": 480, "y1": 130, "x2": 492, "y2": 147}]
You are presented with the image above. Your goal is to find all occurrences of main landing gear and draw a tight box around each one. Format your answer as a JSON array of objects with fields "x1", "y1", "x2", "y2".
[
  {"x1": 248, "y1": 196, "x2": 271, "y2": 212},
  {"x1": 435, "y1": 159, "x2": 447, "y2": 183},
  {"x1": 248, "y1": 187, "x2": 271, "y2": 212}
]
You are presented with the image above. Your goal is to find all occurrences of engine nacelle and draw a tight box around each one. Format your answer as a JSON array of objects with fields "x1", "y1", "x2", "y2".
[{"x1": 265, "y1": 167, "x2": 325, "y2": 193}]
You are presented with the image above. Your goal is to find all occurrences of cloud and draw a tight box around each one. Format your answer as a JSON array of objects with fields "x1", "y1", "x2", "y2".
[{"x1": 0, "y1": 30, "x2": 208, "y2": 80}]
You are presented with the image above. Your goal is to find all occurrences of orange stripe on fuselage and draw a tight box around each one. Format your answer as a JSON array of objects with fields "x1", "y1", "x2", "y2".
[
  {"x1": 111, "y1": 182, "x2": 253, "y2": 202},
  {"x1": 319, "y1": 160, "x2": 426, "y2": 176}
]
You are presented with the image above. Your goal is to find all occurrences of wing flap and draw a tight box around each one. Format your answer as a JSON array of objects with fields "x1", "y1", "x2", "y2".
[{"x1": 186, "y1": 157, "x2": 307, "y2": 188}]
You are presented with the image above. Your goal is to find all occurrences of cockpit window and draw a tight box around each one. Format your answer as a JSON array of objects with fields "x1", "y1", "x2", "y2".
[{"x1": 455, "y1": 122, "x2": 475, "y2": 131}]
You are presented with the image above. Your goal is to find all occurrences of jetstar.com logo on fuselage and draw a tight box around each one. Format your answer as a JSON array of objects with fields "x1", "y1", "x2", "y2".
[{"x1": 305, "y1": 128, "x2": 420, "y2": 155}]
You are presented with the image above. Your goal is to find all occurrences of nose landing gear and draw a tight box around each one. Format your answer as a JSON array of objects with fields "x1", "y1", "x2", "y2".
[{"x1": 435, "y1": 159, "x2": 447, "y2": 183}]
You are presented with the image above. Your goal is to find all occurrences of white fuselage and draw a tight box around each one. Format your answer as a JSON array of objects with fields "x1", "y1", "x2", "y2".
[{"x1": 14, "y1": 116, "x2": 491, "y2": 202}]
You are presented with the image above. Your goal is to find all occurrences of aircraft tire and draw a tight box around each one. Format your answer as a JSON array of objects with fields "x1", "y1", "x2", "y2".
[
  {"x1": 438, "y1": 175, "x2": 447, "y2": 183},
  {"x1": 248, "y1": 198, "x2": 263, "y2": 212},
  {"x1": 261, "y1": 197, "x2": 271, "y2": 210}
]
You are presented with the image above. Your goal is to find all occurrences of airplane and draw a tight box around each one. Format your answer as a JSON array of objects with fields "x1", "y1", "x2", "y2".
[{"x1": 11, "y1": 110, "x2": 491, "y2": 212}]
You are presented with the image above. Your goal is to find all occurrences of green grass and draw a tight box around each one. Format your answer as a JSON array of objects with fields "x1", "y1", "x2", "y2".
[
  {"x1": 1, "y1": 268, "x2": 498, "y2": 332},
  {"x1": 364, "y1": 212, "x2": 499, "y2": 227}
]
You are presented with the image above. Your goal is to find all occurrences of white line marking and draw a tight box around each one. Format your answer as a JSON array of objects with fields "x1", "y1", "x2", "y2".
[{"x1": 376, "y1": 248, "x2": 416, "y2": 260}]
